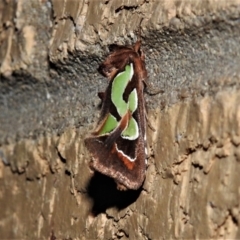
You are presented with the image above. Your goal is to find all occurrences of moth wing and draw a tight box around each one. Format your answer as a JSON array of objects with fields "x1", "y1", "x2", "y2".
[{"x1": 85, "y1": 131, "x2": 146, "y2": 190}]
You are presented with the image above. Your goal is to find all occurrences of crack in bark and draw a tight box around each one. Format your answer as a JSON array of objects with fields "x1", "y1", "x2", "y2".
[
  {"x1": 58, "y1": 15, "x2": 76, "y2": 27},
  {"x1": 115, "y1": 5, "x2": 138, "y2": 14},
  {"x1": 115, "y1": 0, "x2": 149, "y2": 14}
]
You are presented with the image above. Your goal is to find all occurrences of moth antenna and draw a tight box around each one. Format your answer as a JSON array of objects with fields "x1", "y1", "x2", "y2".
[
  {"x1": 134, "y1": 18, "x2": 144, "y2": 53},
  {"x1": 144, "y1": 80, "x2": 164, "y2": 96},
  {"x1": 137, "y1": 18, "x2": 144, "y2": 42}
]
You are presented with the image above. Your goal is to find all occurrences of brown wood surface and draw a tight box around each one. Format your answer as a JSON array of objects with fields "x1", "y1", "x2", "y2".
[{"x1": 0, "y1": 0, "x2": 240, "y2": 239}]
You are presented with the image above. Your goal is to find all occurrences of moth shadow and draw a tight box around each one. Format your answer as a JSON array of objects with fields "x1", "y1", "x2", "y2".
[{"x1": 87, "y1": 172, "x2": 142, "y2": 215}]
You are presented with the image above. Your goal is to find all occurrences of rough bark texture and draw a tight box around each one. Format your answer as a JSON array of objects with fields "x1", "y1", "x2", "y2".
[{"x1": 0, "y1": 0, "x2": 240, "y2": 239}]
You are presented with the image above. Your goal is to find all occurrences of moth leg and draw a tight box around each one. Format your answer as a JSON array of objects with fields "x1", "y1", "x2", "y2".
[
  {"x1": 145, "y1": 112, "x2": 156, "y2": 132},
  {"x1": 143, "y1": 80, "x2": 164, "y2": 96},
  {"x1": 144, "y1": 103, "x2": 156, "y2": 132},
  {"x1": 98, "y1": 92, "x2": 105, "y2": 100},
  {"x1": 116, "y1": 182, "x2": 128, "y2": 191}
]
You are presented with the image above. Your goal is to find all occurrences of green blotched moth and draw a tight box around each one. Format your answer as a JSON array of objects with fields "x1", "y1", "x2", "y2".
[{"x1": 85, "y1": 40, "x2": 148, "y2": 190}]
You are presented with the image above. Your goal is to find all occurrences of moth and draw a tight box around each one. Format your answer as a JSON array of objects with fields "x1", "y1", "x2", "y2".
[{"x1": 85, "y1": 40, "x2": 149, "y2": 190}]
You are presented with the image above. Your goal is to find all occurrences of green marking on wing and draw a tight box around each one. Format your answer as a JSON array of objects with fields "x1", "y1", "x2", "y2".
[
  {"x1": 121, "y1": 117, "x2": 139, "y2": 140},
  {"x1": 99, "y1": 63, "x2": 139, "y2": 140},
  {"x1": 111, "y1": 64, "x2": 134, "y2": 117},
  {"x1": 99, "y1": 114, "x2": 118, "y2": 135},
  {"x1": 128, "y1": 89, "x2": 138, "y2": 113}
]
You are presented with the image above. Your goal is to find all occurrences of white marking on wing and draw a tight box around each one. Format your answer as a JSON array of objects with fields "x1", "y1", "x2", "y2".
[
  {"x1": 115, "y1": 144, "x2": 136, "y2": 162},
  {"x1": 121, "y1": 117, "x2": 139, "y2": 140},
  {"x1": 129, "y1": 63, "x2": 134, "y2": 80}
]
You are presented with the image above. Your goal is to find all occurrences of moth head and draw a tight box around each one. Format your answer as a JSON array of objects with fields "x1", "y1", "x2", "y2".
[
  {"x1": 98, "y1": 65, "x2": 118, "y2": 80},
  {"x1": 108, "y1": 44, "x2": 123, "y2": 52}
]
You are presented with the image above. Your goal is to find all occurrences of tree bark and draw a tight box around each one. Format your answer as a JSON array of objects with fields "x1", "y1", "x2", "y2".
[{"x1": 0, "y1": 0, "x2": 240, "y2": 239}]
